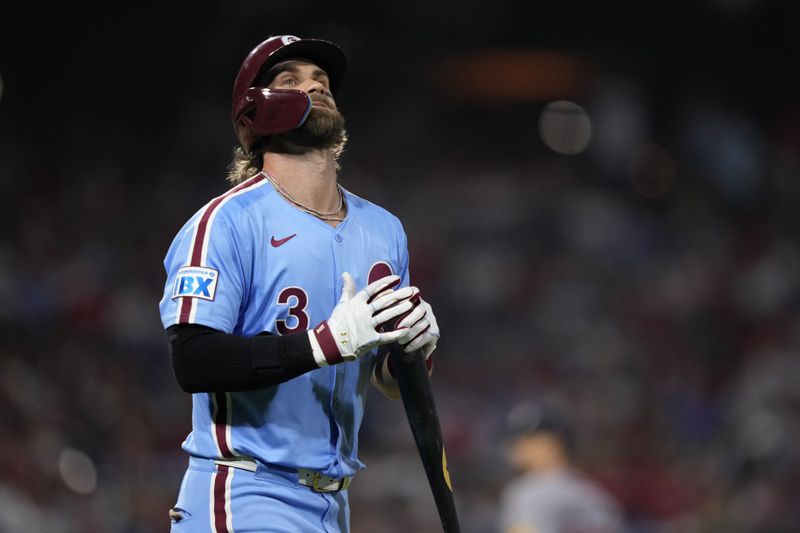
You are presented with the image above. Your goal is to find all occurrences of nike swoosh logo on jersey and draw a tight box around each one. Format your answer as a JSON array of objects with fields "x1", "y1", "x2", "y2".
[{"x1": 270, "y1": 234, "x2": 297, "y2": 247}]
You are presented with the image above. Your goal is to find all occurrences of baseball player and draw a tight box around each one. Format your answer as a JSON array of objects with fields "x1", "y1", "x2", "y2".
[
  {"x1": 158, "y1": 35, "x2": 439, "y2": 533},
  {"x1": 499, "y1": 401, "x2": 625, "y2": 533}
]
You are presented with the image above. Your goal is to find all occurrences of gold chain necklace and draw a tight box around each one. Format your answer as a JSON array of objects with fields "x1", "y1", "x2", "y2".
[{"x1": 265, "y1": 173, "x2": 345, "y2": 222}]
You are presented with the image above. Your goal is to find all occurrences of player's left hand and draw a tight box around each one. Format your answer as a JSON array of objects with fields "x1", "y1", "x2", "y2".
[{"x1": 395, "y1": 297, "x2": 439, "y2": 359}]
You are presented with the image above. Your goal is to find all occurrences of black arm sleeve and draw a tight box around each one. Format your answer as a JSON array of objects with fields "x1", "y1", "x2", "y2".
[{"x1": 166, "y1": 324, "x2": 318, "y2": 393}]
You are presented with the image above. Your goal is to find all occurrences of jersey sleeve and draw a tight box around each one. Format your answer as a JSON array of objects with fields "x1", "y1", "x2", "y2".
[{"x1": 159, "y1": 207, "x2": 251, "y2": 333}]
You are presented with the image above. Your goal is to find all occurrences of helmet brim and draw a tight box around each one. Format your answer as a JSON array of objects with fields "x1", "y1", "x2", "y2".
[{"x1": 255, "y1": 39, "x2": 348, "y2": 96}]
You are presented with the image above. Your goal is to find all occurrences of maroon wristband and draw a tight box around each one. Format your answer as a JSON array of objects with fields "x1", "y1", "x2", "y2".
[{"x1": 312, "y1": 321, "x2": 344, "y2": 365}]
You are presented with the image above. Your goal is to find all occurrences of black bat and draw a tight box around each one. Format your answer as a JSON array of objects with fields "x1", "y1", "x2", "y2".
[{"x1": 388, "y1": 343, "x2": 461, "y2": 533}]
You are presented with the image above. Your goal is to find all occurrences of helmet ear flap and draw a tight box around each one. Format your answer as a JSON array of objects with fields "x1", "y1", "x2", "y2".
[
  {"x1": 233, "y1": 88, "x2": 313, "y2": 151},
  {"x1": 231, "y1": 35, "x2": 347, "y2": 151}
]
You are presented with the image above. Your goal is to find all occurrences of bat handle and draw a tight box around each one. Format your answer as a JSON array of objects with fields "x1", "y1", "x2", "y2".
[{"x1": 388, "y1": 343, "x2": 461, "y2": 533}]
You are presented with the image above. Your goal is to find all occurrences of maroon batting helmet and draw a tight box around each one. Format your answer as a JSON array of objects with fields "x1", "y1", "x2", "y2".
[{"x1": 231, "y1": 35, "x2": 348, "y2": 151}]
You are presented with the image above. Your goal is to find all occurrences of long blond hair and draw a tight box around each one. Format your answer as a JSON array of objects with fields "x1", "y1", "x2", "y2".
[{"x1": 226, "y1": 147, "x2": 263, "y2": 185}]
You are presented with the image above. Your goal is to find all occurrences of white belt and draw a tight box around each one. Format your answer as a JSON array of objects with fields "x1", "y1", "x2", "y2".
[
  {"x1": 297, "y1": 467, "x2": 352, "y2": 493},
  {"x1": 213, "y1": 458, "x2": 351, "y2": 492}
]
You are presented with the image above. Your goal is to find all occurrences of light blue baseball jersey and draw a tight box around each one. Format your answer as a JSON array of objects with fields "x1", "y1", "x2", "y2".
[{"x1": 159, "y1": 172, "x2": 409, "y2": 480}]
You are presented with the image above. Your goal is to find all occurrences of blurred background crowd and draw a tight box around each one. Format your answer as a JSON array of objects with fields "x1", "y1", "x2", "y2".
[{"x1": 1, "y1": 1, "x2": 798, "y2": 531}]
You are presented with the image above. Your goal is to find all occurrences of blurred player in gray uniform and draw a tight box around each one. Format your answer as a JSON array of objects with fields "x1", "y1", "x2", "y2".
[{"x1": 499, "y1": 401, "x2": 625, "y2": 533}]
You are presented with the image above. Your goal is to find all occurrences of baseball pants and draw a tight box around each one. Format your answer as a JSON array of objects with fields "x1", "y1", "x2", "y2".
[{"x1": 170, "y1": 457, "x2": 350, "y2": 533}]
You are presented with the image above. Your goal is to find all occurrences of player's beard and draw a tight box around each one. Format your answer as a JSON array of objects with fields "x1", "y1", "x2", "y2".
[{"x1": 276, "y1": 107, "x2": 347, "y2": 154}]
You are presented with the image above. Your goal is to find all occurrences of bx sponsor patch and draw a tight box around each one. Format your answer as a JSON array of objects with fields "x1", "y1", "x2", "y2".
[{"x1": 172, "y1": 266, "x2": 219, "y2": 301}]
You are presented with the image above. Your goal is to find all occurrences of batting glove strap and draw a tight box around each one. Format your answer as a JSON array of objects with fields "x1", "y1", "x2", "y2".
[{"x1": 309, "y1": 322, "x2": 344, "y2": 366}]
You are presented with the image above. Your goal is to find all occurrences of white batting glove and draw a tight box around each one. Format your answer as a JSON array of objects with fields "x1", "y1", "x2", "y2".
[
  {"x1": 371, "y1": 297, "x2": 439, "y2": 399},
  {"x1": 396, "y1": 297, "x2": 439, "y2": 360},
  {"x1": 309, "y1": 273, "x2": 419, "y2": 366}
]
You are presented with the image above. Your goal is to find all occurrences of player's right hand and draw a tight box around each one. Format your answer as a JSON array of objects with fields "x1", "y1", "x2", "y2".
[{"x1": 308, "y1": 272, "x2": 419, "y2": 365}]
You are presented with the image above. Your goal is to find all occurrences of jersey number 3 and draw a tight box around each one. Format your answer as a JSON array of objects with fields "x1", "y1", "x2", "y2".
[
  {"x1": 275, "y1": 263, "x2": 394, "y2": 335},
  {"x1": 275, "y1": 287, "x2": 310, "y2": 334}
]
